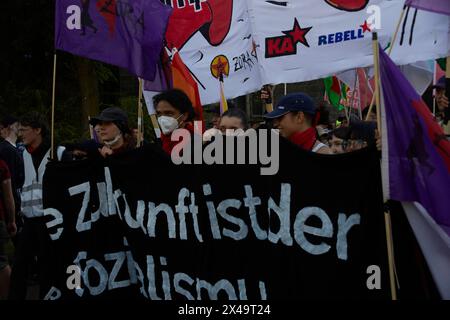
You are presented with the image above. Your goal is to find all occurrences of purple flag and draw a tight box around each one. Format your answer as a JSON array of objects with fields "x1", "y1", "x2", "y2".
[
  {"x1": 55, "y1": 0, "x2": 172, "y2": 81},
  {"x1": 379, "y1": 45, "x2": 450, "y2": 237},
  {"x1": 405, "y1": 0, "x2": 450, "y2": 16}
]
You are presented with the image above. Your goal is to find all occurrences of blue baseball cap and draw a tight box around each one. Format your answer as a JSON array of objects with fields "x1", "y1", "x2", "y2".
[{"x1": 264, "y1": 92, "x2": 317, "y2": 119}]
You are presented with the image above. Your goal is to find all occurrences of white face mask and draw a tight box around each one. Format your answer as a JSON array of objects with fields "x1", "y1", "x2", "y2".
[
  {"x1": 158, "y1": 115, "x2": 182, "y2": 135},
  {"x1": 103, "y1": 133, "x2": 122, "y2": 147}
]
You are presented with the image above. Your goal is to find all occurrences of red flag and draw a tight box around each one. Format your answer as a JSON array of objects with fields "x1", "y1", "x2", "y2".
[
  {"x1": 357, "y1": 68, "x2": 374, "y2": 109},
  {"x1": 171, "y1": 50, "x2": 205, "y2": 127}
]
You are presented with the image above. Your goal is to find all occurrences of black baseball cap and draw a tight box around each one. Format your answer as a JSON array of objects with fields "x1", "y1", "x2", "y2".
[
  {"x1": 264, "y1": 93, "x2": 317, "y2": 119},
  {"x1": 89, "y1": 107, "x2": 128, "y2": 127}
]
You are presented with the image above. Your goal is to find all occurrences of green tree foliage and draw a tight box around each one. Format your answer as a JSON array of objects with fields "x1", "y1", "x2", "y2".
[{"x1": 0, "y1": 1, "x2": 130, "y2": 145}]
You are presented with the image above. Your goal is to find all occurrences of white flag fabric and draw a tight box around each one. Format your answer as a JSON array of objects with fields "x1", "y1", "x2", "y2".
[
  {"x1": 402, "y1": 202, "x2": 450, "y2": 299},
  {"x1": 399, "y1": 60, "x2": 434, "y2": 95},
  {"x1": 168, "y1": 0, "x2": 262, "y2": 105},
  {"x1": 248, "y1": 0, "x2": 449, "y2": 86},
  {"x1": 337, "y1": 60, "x2": 433, "y2": 96},
  {"x1": 162, "y1": 0, "x2": 448, "y2": 105}
]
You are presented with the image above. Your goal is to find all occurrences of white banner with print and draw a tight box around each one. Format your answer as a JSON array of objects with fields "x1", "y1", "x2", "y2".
[
  {"x1": 163, "y1": 0, "x2": 262, "y2": 105},
  {"x1": 248, "y1": 0, "x2": 449, "y2": 85}
]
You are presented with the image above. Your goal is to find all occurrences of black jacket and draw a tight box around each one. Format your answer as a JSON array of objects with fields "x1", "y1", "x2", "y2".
[{"x1": 0, "y1": 140, "x2": 24, "y2": 209}]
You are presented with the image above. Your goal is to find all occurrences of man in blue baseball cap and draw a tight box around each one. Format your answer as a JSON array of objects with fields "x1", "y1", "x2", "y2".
[{"x1": 264, "y1": 92, "x2": 332, "y2": 154}]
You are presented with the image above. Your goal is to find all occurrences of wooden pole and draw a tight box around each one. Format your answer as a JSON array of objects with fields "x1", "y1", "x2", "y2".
[
  {"x1": 349, "y1": 71, "x2": 358, "y2": 120},
  {"x1": 387, "y1": 5, "x2": 406, "y2": 56},
  {"x1": 137, "y1": 78, "x2": 144, "y2": 147},
  {"x1": 385, "y1": 210, "x2": 398, "y2": 300},
  {"x1": 373, "y1": 33, "x2": 381, "y2": 132},
  {"x1": 446, "y1": 56, "x2": 450, "y2": 78},
  {"x1": 373, "y1": 32, "x2": 397, "y2": 300},
  {"x1": 366, "y1": 6, "x2": 406, "y2": 121},
  {"x1": 264, "y1": 85, "x2": 274, "y2": 113},
  {"x1": 357, "y1": 70, "x2": 363, "y2": 120},
  {"x1": 444, "y1": 57, "x2": 450, "y2": 135},
  {"x1": 88, "y1": 116, "x2": 94, "y2": 140},
  {"x1": 50, "y1": 53, "x2": 57, "y2": 160},
  {"x1": 343, "y1": 100, "x2": 350, "y2": 123},
  {"x1": 150, "y1": 114, "x2": 160, "y2": 138},
  {"x1": 432, "y1": 61, "x2": 437, "y2": 116}
]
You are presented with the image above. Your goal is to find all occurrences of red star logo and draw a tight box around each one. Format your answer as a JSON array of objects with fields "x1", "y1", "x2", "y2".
[
  {"x1": 360, "y1": 20, "x2": 372, "y2": 33},
  {"x1": 212, "y1": 57, "x2": 226, "y2": 76},
  {"x1": 282, "y1": 18, "x2": 312, "y2": 48}
]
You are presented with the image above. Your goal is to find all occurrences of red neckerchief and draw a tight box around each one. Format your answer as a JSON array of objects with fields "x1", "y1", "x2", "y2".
[
  {"x1": 26, "y1": 145, "x2": 36, "y2": 153},
  {"x1": 161, "y1": 122, "x2": 195, "y2": 155},
  {"x1": 289, "y1": 127, "x2": 317, "y2": 151}
]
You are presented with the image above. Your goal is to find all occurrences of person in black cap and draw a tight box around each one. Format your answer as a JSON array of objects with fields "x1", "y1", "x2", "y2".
[
  {"x1": 89, "y1": 107, "x2": 136, "y2": 157},
  {"x1": 264, "y1": 93, "x2": 332, "y2": 154}
]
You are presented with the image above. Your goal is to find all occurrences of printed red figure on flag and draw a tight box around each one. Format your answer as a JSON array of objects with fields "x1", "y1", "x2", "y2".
[
  {"x1": 96, "y1": 0, "x2": 117, "y2": 36},
  {"x1": 164, "y1": 0, "x2": 233, "y2": 50},
  {"x1": 324, "y1": 0, "x2": 369, "y2": 12}
]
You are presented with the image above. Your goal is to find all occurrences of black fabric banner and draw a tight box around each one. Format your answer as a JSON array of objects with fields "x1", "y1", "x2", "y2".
[{"x1": 41, "y1": 138, "x2": 391, "y2": 300}]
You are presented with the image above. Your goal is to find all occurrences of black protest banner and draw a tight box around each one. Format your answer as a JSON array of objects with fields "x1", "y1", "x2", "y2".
[{"x1": 41, "y1": 137, "x2": 390, "y2": 300}]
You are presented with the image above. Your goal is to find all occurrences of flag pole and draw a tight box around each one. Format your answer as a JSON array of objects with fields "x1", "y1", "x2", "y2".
[
  {"x1": 264, "y1": 85, "x2": 274, "y2": 113},
  {"x1": 432, "y1": 61, "x2": 437, "y2": 116},
  {"x1": 137, "y1": 78, "x2": 144, "y2": 147},
  {"x1": 366, "y1": 5, "x2": 406, "y2": 121},
  {"x1": 349, "y1": 71, "x2": 358, "y2": 119},
  {"x1": 384, "y1": 207, "x2": 398, "y2": 300},
  {"x1": 445, "y1": 57, "x2": 450, "y2": 135},
  {"x1": 150, "y1": 114, "x2": 160, "y2": 139},
  {"x1": 50, "y1": 52, "x2": 57, "y2": 160},
  {"x1": 343, "y1": 101, "x2": 350, "y2": 123},
  {"x1": 88, "y1": 116, "x2": 94, "y2": 140},
  {"x1": 373, "y1": 32, "x2": 397, "y2": 300},
  {"x1": 373, "y1": 33, "x2": 381, "y2": 132}
]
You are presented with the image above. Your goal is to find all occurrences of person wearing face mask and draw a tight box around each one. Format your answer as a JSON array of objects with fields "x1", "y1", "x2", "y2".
[
  {"x1": 153, "y1": 89, "x2": 197, "y2": 155},
  {"x1": 89, "y1": 107, "x2": 136, "y2": 158}
]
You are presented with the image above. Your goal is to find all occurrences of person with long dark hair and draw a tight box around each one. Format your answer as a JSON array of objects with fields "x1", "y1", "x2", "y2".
[{"x1": 153, "y1": 89, "x2": 196, "y2": 155}]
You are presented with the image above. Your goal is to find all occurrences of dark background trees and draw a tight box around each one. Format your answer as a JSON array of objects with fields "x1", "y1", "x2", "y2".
[{"x1": 0, "y1": 1, "x2": 143, "y2": 144}]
